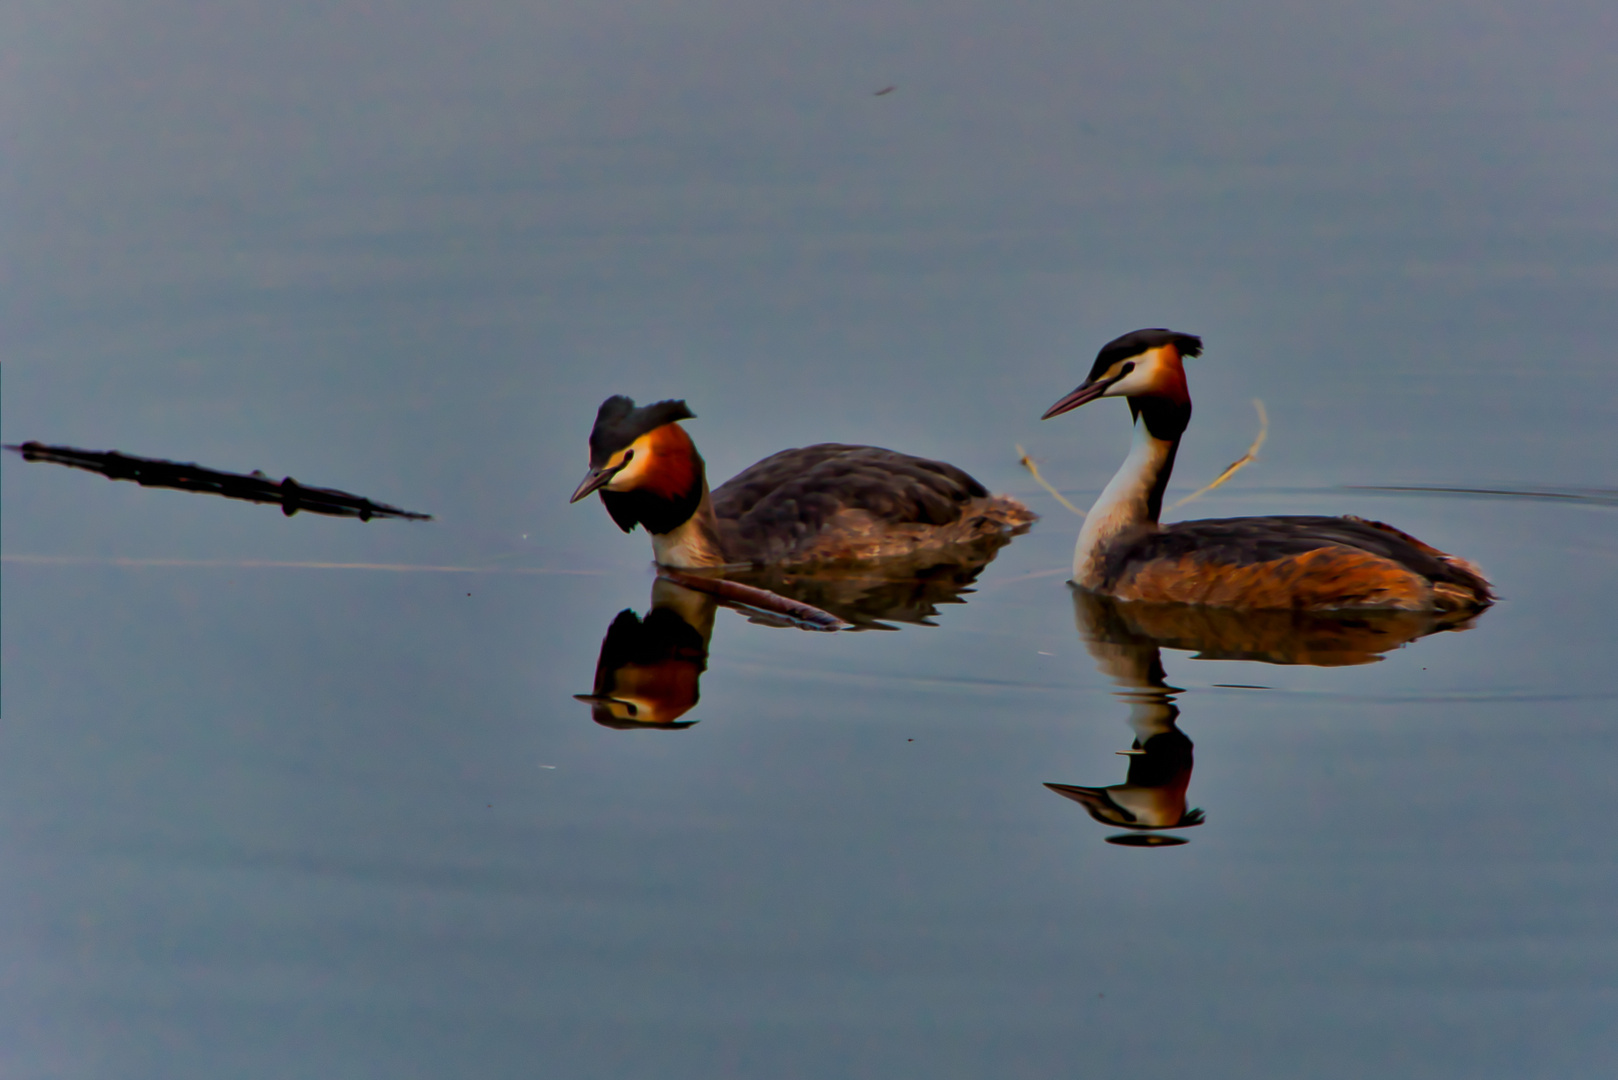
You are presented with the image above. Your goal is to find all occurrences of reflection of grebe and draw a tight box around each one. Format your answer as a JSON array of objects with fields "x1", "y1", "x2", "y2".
[
  {"x1": 575, "y1": 580, "x2": 716, "y2": 729},
  {"x1": 570, "y1": 397, "x2": 1034, "y2": 570},
  {"x1": 1046, "y1": 707, "x2": 1201, "y2": 835},
  {"x1": 729, "y1": 560, "x2": 999, "y2": 630},
  {"x1": 1047, "y1": 593, "x2": 1203, "y2": 835},
  {"x1": 1049, "y1": 588, "x2": 1486, "y2": 843},
  {"x1": 1041, "y1": 329, "x2": 1492, "y2": 612}
]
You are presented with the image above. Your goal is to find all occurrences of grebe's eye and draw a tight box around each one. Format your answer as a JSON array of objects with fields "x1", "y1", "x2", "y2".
[
  {"x1": 1118, "y1": 362, "x2": 1135, "y2": 378},
  {"x1": 622, "y1": 449, "x2": 635, "y2": 464}
]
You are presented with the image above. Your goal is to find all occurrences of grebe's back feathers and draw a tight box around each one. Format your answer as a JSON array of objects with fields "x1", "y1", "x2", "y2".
[
  {"x1": 712, "y1": 444, "x2": 1033, "y2": 565},
  {"x1": 1099, "y1": 514, "x2": 1493, "y2": 612},
  {"x1": 715, "y1": 444, "x2": 986, "y2": 529}
]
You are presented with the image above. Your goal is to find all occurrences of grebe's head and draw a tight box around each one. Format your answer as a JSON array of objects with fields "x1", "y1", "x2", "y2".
[
  {"x1": 1041, "y1": 329, "x2": 1203, "y2": 419},
  {"x1": 570, "y1": 395, "x2": 708, "y2": 535},
  {"x1": 570, "y1": 395, "x2": 697, "y2": 502}
]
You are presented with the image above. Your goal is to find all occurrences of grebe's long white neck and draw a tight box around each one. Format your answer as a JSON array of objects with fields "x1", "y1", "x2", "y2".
[
  {"x1": 1073, "y1": 415, "x2": 1181, "y2": 587},
  {"x1": 1039, "y1": 333, "x2": 1197, "y2": 588}
]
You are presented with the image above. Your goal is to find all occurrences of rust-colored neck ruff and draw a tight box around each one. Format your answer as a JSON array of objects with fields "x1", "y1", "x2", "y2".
[
  {"x1": 600, "y1": 423, "x2": 726, "y2": 565},
  {"x1": 640, "y1": 423, "x2": 702, "y2": 502}
]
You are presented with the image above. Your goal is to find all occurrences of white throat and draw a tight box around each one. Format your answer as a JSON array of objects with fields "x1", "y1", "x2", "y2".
[
  {"x1": 1073, "y1": 420, "x2": 1176, "y2": 587},
  {"x1": 649, "y1": 487, "x2": 728, "y2": 569}
]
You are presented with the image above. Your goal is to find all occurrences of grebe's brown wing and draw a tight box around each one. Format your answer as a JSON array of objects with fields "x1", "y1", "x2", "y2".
[
  {"x1": 713, "y1": 444, "x2": 1027, "y2": 564},
  {"x1": 713, "y1": 444, "x2": 988, "y2": 534},
  {"x1": 1101, "y1": 515, "x2": 1491, "y2": 610}
]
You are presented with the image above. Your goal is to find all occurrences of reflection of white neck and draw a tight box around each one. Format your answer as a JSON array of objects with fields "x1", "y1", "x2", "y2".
[
  {"x1": 650, "y1": 486, "x2": 728, "y2": 569},
  {"x1": 1073, "y1": 421, "x2": 1178, "y2": 586},
  {"x1": 1083, "y1": 641, "x2": 1182, "y2": 741},
  {"x1": 649, "y1": 577, "x2": 719, "y2": 642}
]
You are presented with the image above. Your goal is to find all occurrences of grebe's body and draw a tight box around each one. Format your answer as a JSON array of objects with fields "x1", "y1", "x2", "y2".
[
  {"x1": 572, "y1": 396, "x2": 1035, "y2": 570},
  {"x1": 1044, "y1": 329, "x2": 1492, "y2": 613}
]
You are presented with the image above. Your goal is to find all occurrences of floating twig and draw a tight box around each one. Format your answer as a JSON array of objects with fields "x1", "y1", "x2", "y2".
[
  {"x1": 1016, "y1": 445, "x2": 1085, "y2": 518},
  {"x1": 1018, "y1": 399, "x2": 1268, "y2": 517},
  {"x1": 656, "y1": 566, "x2": 849, "y2": 631},
  {"x1": 6, "y1": 442, "x2": 431, "y2": 521},
  {"x1": 1167, "y1": 399, "x2": 1267, "y2": 510}
]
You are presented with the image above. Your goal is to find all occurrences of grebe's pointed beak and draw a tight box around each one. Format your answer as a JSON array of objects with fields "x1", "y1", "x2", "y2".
[
  {"x1": 1041, "y1": 377, "x2": 1112, "y2": 419},
  {"x1": 570, "y1": 465, "x2": 618, "y2": 503}
]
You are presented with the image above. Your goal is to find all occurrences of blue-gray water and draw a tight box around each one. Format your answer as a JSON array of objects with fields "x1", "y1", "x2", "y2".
[{"x1": 4, "y1": 2, "x2": 1615, "y2": 1076}]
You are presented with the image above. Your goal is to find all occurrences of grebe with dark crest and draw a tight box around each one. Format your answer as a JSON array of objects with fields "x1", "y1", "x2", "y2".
[
  {"x1": 1041, "y1": 329, "x2": 1493, "y2": 612},
  {"x1": 571, "y1": 396, "x2": 1035, "y2": 570}
]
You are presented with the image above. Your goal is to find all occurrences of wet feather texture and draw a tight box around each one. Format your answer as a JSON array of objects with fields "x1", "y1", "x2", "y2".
[{"x1": 712, "y1": 444, "x2": 1034, "y2": 565}]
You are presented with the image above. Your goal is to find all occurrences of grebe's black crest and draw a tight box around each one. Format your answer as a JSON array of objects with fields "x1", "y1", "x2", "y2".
[
  {"x1": 588, "y1": 396, "x2": 695, "y2": 468},
  {"x1": 1087, "y1": 329, "x2": 1203, "y2": 383}
]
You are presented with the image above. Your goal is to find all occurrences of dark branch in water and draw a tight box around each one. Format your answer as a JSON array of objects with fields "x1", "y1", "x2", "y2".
[
  {"x1": 5, "y1": 442, "x2": 432, "y2": 522},
  {"x1": 656, "y1": 566, "x2": 849, "y2": 631}
]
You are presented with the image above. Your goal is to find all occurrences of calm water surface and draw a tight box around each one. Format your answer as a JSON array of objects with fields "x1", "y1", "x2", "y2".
[{"x1": 4, "y1": 2, "x2": 1616, "y2": 1077}]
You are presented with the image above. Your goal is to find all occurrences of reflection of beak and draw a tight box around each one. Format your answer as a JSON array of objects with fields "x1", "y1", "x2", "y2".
[
  {"x1": 1045, "y1": 782, "x2": 1137, "y2": 824},
  {"x1": 570, "y1": 465, "x2": 619, "y2": 503},
  {"x1": 1041, "y1": 377, "x2": 1115, "y2": 419},
  {"x1": 574, "y1": 692, "x2": 633, "y2": 714}
]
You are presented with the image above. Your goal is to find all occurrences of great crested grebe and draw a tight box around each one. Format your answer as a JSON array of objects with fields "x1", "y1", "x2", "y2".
[
  {"x1": 1042, "y1": 329, "x2": 1493, "y2": 612},
  {"x1": 571, "y1": 396, "x2": 1035, "y2": 569}
]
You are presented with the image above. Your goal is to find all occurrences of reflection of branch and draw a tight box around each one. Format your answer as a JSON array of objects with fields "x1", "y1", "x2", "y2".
[
  {"x1": 1018, "y1": 399, "x2": 1268, "y2": 517},
  {"x1": 6, "y1": 442, "x2": 431, "y2": 521},
  {"x1": 656, "y1": 567, "x2": 848, "y2": 631},
  {"x1": 1168, "y1": 399, "x2": 1267, "y2": 510},
  {"x1": 1016, "y1": 445, "x2": 1085, "y2": 517}
]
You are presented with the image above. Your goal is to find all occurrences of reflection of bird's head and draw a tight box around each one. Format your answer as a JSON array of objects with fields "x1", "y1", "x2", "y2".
[
  {"x1": 1042, "y1": 329, "x2": 1202, "y2": 436},
  {"x1": 569, "y1": 396, "x2": 706, "y2": 535},
  {"x1": 1047, "y1": 779, "x2": 1206, "y2": 831},
  {"x1": 1046, "y1": 726, "x2": 1202, "y2": 831},
  {"x1": 576, "y1": 690, "x2": 701, "y2": 730},
  {"x1": 575, "y1": 606, "x2": 709, "y2": 729}
]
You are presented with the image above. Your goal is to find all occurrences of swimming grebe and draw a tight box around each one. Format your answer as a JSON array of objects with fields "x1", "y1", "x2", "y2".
[
  {"x1": 1041, "y1": 329, "x2": 1493, "y2": 612},
  {"x1": 571, "y1": 396, "x2": 1035, "y2": 569}
]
